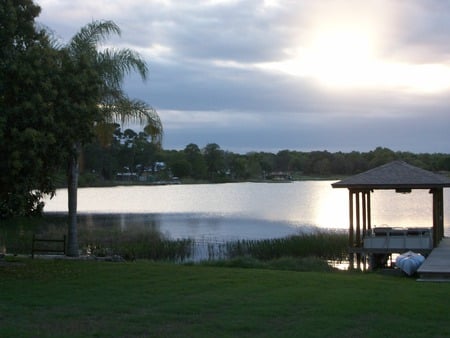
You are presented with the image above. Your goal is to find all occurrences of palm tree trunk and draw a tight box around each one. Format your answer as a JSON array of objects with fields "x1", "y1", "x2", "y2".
[{"x1": 67, "y1": 142, "x2": 80, "y2": 257}]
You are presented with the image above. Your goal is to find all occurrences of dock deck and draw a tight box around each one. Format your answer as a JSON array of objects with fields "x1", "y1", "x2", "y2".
[{"x1": 417, "y1": 238, "x2": 450, "y2": 282}]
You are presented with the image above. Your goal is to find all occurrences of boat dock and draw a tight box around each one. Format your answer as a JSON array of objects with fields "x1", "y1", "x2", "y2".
[
  {"x1": 332, "y1": 161, "x2": 450, "y2": 271},
  {"x1": 417, "y1": 238, "x2": 450, "y2": 282}
]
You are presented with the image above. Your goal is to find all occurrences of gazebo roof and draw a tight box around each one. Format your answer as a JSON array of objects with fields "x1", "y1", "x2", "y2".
[{"x1": 332, "y1": 160, "x2": 450, "y2": 190}]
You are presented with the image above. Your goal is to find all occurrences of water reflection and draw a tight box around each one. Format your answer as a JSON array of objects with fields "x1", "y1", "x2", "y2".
[
  {"x1": 57, "y1": 213, "x2": 300, "y2": 241},
  {"x1": 44, "y1": 182, "x2": 450, "y2": 240},
  {"x1": 371, "y1": 190, "x2": 433, "y2": 227}
]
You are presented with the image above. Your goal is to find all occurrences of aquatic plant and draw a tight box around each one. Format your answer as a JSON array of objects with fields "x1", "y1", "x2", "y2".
[
  {"x1": 1, "y1": 216, "x2": 347, "y2": 265},
  {"x1": 226, "y1": 231, "x2": 348, "y2": 262},
  {"x1": 84, "y1": 229, "x2": 193, "y2": 261}
]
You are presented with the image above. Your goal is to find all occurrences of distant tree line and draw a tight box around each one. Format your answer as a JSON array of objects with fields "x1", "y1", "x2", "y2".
[{"x1": 81, "y1": 128, "x2": 450, "y2": 184}]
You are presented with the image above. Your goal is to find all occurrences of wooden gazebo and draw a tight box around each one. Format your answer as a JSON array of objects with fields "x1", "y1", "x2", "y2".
[{"x1": 332, "y1": 160, "x2": 450, "y2": 268}]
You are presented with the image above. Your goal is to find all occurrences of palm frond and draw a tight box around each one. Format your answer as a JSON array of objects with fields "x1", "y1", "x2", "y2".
[
  {"x1": 62, "y1": 19, "x2": 162, "y2": 147},
  {"x1": 36, "y1": 23, "x2": 64, "y2": 49},
  {"x1": 98, "y1": 48, "x2": 148, "y2": 88},
  {"x1": 99, "y1": 98, "x2": 163, "y2": 146},
  {"x1": 69, "y1": 20, "x2": 120, "y2": 55}
]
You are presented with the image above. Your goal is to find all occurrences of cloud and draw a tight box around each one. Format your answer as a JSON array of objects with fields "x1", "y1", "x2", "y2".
[{"x1": 36, "y1": 0, "x2": 450, "y2": 153}]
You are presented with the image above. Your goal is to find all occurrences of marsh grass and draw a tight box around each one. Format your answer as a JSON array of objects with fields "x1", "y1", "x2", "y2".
[
  {"x1": 0, "y1": 216, "x2": 193, "y2": 261},
  {"x1": 87, "y1": 229, "x2": 193, "y2": 261},
  {"x1": 1, "y1": 217, "x2": 347, "y2": 268},
  {"x1": 226, "y1": 231, "x2": 348, "y2": 262}
]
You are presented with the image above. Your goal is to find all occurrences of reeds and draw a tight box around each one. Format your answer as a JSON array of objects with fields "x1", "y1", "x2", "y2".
[
  {"x1": 1, "y1": 217, "x2": 348, "y2": 265},
  {"x1": 0, "y1": 216, "x2": 194, "y2": 261},
  {"x1": 83, "y1": 229, "x2": 193, "y2": 261},
  {"x1": 225, "y1": 231, "x2": 348, "y2": 262}
]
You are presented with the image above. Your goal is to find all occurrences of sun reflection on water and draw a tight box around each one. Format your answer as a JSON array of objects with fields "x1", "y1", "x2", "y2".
[{"x1": 44, "y1": 182, "x2": 450, "y2": 240}]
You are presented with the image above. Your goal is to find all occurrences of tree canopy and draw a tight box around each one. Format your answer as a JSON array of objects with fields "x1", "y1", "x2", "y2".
[{"x1": 0, "y1": 0, "x2": 65, "y2": 217}]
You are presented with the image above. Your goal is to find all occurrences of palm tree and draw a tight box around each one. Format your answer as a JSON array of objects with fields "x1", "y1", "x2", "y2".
[{"x1": 62, "y1": 21, "x2": 163, "y2": 256}]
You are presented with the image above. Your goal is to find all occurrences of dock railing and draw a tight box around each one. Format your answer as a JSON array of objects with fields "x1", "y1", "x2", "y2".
[{"x1": 363, "y1": 227, "x2": 433, "y2": 253}]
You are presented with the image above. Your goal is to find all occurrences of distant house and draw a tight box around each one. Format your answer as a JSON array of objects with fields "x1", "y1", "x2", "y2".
[
  {"x1": 266, "y1": 172, "x2": 292, "y2": 181},
  {"x1": 115, "y1": 172, "x2": 138, "y2": 181},
  {"x1": 153, "y1": 162, "x2": 166, "y2": 172}
]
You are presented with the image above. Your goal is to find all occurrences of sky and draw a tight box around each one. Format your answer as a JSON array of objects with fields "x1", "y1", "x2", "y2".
[{"x1": 35, "y1": 0, "x2": 450, "y2": 154}]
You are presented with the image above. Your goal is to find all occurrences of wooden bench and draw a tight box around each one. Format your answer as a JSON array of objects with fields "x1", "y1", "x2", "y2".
[{"x1": 31, "y1": 234, "x2": 66, "y2": 258}]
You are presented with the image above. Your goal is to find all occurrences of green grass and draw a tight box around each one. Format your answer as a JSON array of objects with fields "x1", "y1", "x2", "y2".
[
  {"x1": 1, "y1": 258, "x2": 449, "y2": 337},
  {"x1": 200, "y1": 256, "x2": 337, "y2": 272}
]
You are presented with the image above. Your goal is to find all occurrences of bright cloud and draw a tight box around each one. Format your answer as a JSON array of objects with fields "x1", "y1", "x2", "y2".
[
  {"x1": 35, "y1": 0, "x2": 450, "y2": 153},
  {"x1": 256, "y1": 1, "x2": 450, "y2": 93}
]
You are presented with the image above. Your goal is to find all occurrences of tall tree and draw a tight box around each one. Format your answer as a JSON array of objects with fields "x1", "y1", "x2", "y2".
[
  {"x1": 0, "y1": 0, "x2": 64, "y2": 217},
  {"x1": 59, "y1": 21, "x2": 163, "y2": 256},
  {"x1": 203, "y1": 143, "x2": 224, "y2": 180},
  {"x1": 184, "y1": 143, "x2": 207, "y2": 179}
]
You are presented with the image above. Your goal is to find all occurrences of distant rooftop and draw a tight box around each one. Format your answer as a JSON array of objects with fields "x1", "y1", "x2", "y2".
[{"x1": 332, "y1": 160, "x2": 450, "y2": 189}]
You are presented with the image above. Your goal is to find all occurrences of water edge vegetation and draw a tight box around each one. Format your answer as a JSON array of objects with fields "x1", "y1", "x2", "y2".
[{"x1": 1, "y1": 216, "x2": 347, "y2": 269}]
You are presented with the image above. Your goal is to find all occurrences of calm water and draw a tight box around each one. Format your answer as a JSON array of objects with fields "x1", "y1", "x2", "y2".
[{"x1": 44, "y1": 181, "x2": 450, "y2": 240}]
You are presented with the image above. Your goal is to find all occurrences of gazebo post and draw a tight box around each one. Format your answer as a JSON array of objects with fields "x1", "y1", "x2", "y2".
[
  {"x1": 355, "y1": 192, "x2": 360, "y2": 244},
  {"x1": 348, "y1": 190, "x2": 354, "y2": 268},
  {"x1": 367, "y1": 191, "x2": 371, "y2": 231},
  {"x1": 348, "y1": 189, "x2": 372, "y2": 269},
  {"x1": 432, "y1": 188, "x2": 444, "y2": 247},
  {"x1": 361, "y1": 191, "x2": 369, "y2": 271},
  {"x1": 355, "y1": 191, "x2": 361, "y2": 268},
  {"x1": 362, "y1": 192, "x2": 367, "y2": 237}
]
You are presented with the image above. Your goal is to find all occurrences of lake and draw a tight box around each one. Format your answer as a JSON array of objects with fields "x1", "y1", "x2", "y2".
[{"x1": 43, "y1": 181, "x2": 450, "y2": 241}]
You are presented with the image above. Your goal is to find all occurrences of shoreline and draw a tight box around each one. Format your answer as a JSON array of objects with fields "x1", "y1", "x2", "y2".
[{"x1": 70, "y1": 175, "x2": 345, "y2": 189}]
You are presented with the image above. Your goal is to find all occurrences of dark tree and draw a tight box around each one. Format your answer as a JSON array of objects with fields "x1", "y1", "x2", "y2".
[
  {"x1": 184, "y1": 143, "x2": 207, "y2": 179},
  {"x1": 0, "y1": 0, "x2": 64, "y2": 217},
  {"x1": 203, "y1": 143, "x2": 225, "y2": 180}
]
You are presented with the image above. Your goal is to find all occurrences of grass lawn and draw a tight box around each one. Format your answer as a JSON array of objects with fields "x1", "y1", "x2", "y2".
[{"x1": 1, "y1": 258, "x2": 449, "y2": 338}]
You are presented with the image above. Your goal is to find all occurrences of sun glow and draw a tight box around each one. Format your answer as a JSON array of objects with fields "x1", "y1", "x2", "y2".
[
  {"x1": 258, "y1": 9, "x2": 450, "y2": 94},
  {"x1": 297, "y1": 29, "x2": 378, "y2": 88}
]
